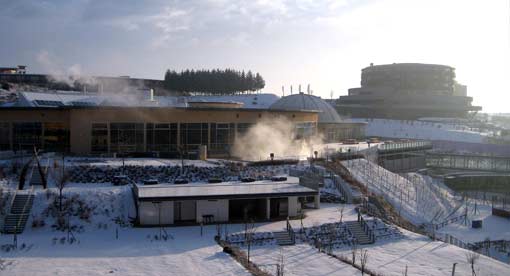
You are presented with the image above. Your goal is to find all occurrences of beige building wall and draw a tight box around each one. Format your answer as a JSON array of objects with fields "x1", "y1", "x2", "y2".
[{"x1": 69, "y1": 107, "x2": 318, "y2": 154}]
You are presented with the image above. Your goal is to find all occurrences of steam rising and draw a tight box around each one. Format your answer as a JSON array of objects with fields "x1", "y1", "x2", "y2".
[{"x1": 231, "y1": 117, "x2": 323, "y2": 161}]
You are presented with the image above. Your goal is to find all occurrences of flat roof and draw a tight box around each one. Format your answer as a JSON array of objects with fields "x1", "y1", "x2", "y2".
[{"x1": 135, "y1": 177, "x2": 317, "y2": 201}]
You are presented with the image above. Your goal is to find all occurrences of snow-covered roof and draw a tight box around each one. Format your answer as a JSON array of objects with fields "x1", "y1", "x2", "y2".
[
  {"x1": 4, "y1": 91, "x2": 281, "y2": 109},
  {"x1": 135, "y1": 177, "x2": 317, "y2": 200},
  {"x1": 269, "y1": 93, "x2": 342, "y2": 123}
]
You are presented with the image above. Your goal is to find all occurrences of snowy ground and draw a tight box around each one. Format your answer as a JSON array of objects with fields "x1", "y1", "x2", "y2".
[
  {"x1": 342, "y1": 158, "x2": 462, "y2": 225},
  {"x1": 333, "y1": 230, "x2": 510, "y2": 276},
  {"x1": 249, "y1": 244, "x2": 362, "y2": 276},
  {"x1": 245, "y1": 230, "x2": 510, "y2": 276},
  {"x1": 2, "y1": 156, "x2": 510, "y2": 275},
  {"x1": 0, "y1": 224, "x2": 250, "y2": 276},
  {"x1": 438, "y1": 203, "x2": 510, "y2": 243}
]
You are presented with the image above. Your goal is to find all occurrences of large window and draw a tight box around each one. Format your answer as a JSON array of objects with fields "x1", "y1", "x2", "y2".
[
  {"x1": 91, "y1": 123, "x2": 108, "y2": 153},
  {"x1": 0, "y1": 123, "x2": 10, "y2": 150},
  {"x1": 146, "y1": 123, "x2": 178, "y2": 152},
  {"x1": 295, "y1": 122, "x2": 316, "y2": 139},
  {"x1": 13, "y1": 122, "x2": 42, "y2": 151},
  {"x1": 236, "y1": 123, "x2": 254, "y2": 137},
  {"x1": 110, "y1": 123, "x2": 144, "y2": 153},
  {"x1": 43, "y1": 122, "x2": 69, "y2": 152},
  {"x1": 180, "y1": 123, "x2": 208, "y2": 150},
  {"x1": 210, "y1": 123, "x2": 235, "y2": 152}
]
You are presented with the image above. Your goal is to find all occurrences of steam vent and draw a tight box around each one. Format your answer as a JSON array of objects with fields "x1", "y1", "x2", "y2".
[
  {"x1": 334, "y1": 63, "x2": 482, "y2": 119},
  {"x1": 270, "y1": 93, "x2": 365, "y2": 142}
]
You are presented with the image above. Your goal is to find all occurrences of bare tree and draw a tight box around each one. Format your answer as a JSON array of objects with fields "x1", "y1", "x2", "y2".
[
  {"x1": 245, "y1": 220, "x2": 256, "y2": 263},
  {"x1": 338, "y1": 205, "x2": 345, "y2": 223},
  {"x1": 465, "y1": 251, "x2": 480, "y2": 276},
  {"x1": 351, "y1": 242, "x2": 358, "y2": 265},
  {"x1": 276, "y1": 248, "x2": 285, "y2": 276},
  {"x1": 360, "y1": 249, "x2": 369, "y2": 275},
  {"x1": 53, "y1": 160, "x2": 70, "y2": 212}
]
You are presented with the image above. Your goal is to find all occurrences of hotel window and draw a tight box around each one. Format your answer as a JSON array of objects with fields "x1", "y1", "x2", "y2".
[
  {"x1": 236, "y1": 123, "x2": 254, "y2": 137},
  {"x1": 91, "y1": 123, "x2": 108, "y2": 153},
  {"x1": 146, "y1": 123, "x2": 178, "y2": 152},
  {"x1": 110, "y1": 123, "x2": 144, "y2": 153},
  {"x1": 13, "y1": 122, "x2": 42, "y2": 151},
  {"x1": 179, "y1": 123, "x2": 208, "y2": 151},
  {"x1": 295, "y1": 122, "x2": 316, "y2": 140},
  {"x1": 43, "y1": 122, "x2": 69, "y2": 152},
  {"x1": 210, "y1": 123, "x2": 235, "y2": 152},
  {"x1": 0, "y1": 123, "x2": 10, "y2": 150}
]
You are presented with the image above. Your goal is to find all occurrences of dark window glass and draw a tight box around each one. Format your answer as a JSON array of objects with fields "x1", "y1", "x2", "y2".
[{"x1": 13, "y1": 122, "x2": 42, "y2": 151}]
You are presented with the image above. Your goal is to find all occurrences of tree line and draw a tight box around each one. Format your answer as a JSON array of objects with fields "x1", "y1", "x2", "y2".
[{"x1": 163, "y1": 69, "x2": 265, "y2": 95}]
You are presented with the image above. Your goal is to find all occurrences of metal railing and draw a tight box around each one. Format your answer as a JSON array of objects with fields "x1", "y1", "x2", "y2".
[
  {"x1": 434, "y1": 214, "x2": 468, "y2": 230},
  {"x1": 357, "y1": 210, "x2": 375, "y2": 243}
]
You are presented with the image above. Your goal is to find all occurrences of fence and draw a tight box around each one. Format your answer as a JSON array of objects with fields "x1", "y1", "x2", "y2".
[{"x1": 434, "y1": 214, "x2": 468, "y2": 230}]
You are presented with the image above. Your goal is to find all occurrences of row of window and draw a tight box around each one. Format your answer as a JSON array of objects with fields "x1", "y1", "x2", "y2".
[
  {"x1": 91, "y1": 122, "x2": 315, "y2": 153},
  {"x1": 0, "y1": 122, "x2": 69, "y2": 151}
]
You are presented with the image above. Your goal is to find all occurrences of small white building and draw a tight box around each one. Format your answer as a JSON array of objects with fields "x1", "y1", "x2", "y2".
[{"x1": 134, "y1": 177, "x2": 319, "y2": 226}]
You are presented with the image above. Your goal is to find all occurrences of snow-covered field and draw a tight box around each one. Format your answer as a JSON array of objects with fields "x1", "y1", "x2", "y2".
[
  {"x1": 2, "y1": 157, "x2": 510, "y2": 275},
  {"x1": 0, "y1": 225, "x2": 250, "y2": 276},
  {"x1": 249, "y1": 244, "x2": 362, "y2": 276},
  {"x1": 333, "y1": 230, "x2": 510, "y2": 276}
]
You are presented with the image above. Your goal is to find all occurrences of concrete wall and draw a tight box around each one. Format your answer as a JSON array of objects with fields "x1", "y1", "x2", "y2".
[
  {"x1": 196, "y1": 199, "x2": 229, "y2": 223},
  {"x1": 139, "y1": 201, "x2": 174, "y2": 225}
]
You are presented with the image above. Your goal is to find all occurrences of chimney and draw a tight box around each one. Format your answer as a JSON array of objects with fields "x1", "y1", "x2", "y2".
[
  {"x1": 299, "y1": 84, "x2": 302, "y2": 94},
  {"x1": 307, "y1": 84, "x2": 310, "y2": 94},
  {"x1": 290, "y1": 85, "x2": 293, "y2": 94}
]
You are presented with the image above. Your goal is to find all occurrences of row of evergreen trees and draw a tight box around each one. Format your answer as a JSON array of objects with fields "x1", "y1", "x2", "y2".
[{"x1": 163, "y1": 69, "x2": 265, "y2": 95}]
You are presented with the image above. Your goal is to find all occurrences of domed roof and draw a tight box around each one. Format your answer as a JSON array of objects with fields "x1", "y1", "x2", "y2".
[{"x1": 269, "y1": 93, "x2": 342, "y2": 123}]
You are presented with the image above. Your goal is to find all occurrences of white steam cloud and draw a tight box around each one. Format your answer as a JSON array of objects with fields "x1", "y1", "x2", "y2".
[
  {"x1": 231, "y1": 116, "x2": 323, "y2": 161},
  {"x1": 36, "y1": 50, "x2": 97, "y2": 86}
]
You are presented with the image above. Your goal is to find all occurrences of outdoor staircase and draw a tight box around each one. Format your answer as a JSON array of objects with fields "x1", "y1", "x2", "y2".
[
  {"x1": 345, "y1": 221, "x2": 373, "y2": 245},
  {"x1": 2, "y1": 193, "x2": 35, "y2": 234},
  {"x1": 30, "y1": 166, "x2": 44, "y2": 186},
  {"x1": 273, "y1": 231, "x2": 295, "y2": 246}
]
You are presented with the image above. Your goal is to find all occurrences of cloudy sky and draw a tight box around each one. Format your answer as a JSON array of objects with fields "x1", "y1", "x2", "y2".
[{"x1": 1, "y1": 0, "x2": 509, "y2": 112}]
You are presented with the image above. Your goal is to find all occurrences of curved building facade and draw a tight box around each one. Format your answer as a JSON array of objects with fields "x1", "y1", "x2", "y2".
[
  {"x1": 336, "y1": 63, "x2": 481, "y2": 119},
  {"x1": 270, "y1": 93, "x2": 365, "y2": 142}
]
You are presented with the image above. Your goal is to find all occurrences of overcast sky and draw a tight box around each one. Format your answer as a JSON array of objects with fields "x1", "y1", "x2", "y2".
[{"x1": 1, "y1": 0, "x2": 509, "y2": 112}]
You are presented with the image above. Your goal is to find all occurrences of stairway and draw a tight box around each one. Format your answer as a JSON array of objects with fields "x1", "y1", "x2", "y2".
[
  {"x1": 345, "y1": 221, "x2": 373, "y2": 245},
  {"x1": 273, "y1": 231, "x2": 295, "y2": 246},
  {"x1": 30, "y1": 166, "x2": 44, "y2": 186},
  {"x1": 2, "y1": 194, "x2": 34, "y2": 234}
]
